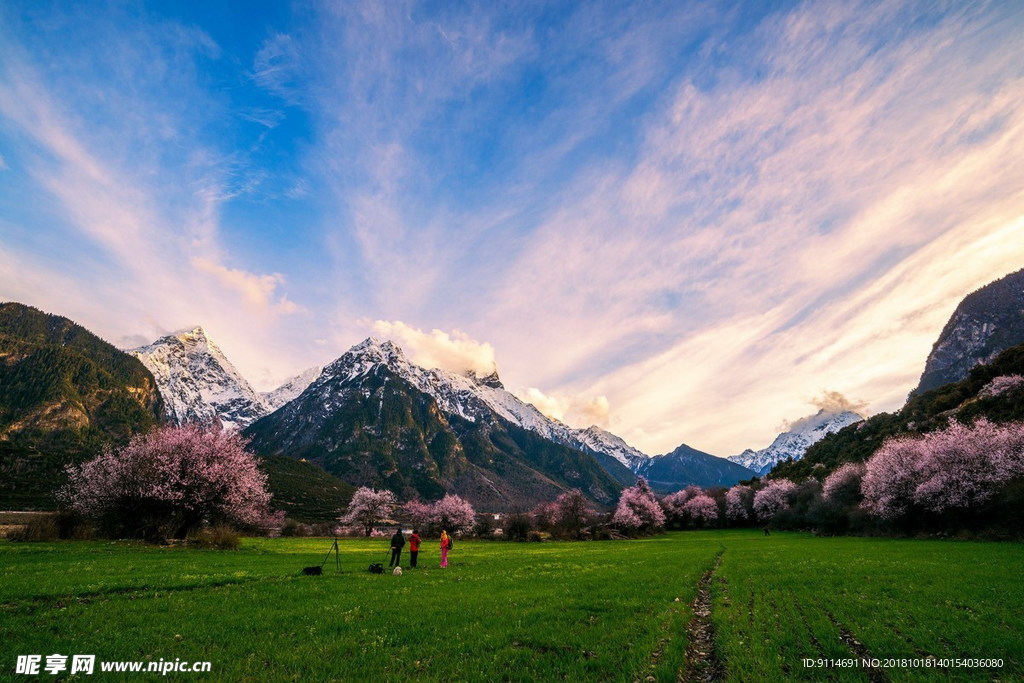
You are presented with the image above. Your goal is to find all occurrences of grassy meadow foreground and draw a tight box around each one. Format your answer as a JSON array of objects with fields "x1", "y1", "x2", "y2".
[{"x1": 1, "y1": 531, "x2": 1021, "y2": 681}]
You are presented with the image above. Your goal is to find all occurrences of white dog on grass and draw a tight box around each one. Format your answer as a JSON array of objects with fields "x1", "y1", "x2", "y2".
[{"x1": 392, "y1": 566, "x2": 403, "y2": 576}]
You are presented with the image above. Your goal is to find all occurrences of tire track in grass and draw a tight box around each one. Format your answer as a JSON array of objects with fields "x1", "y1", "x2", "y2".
[
  {"x1": 791, "y1": 596, "x2": 826, "y2": 659},
  {"x1": 824, "y1": 609, "x2": 888, "y2": 683},
  {"x1": 886, "y1": 622, "x2": 946, "y2": 674},
  {"x1": 680, "y1": 550, "x2": 725, "y2": 683},
  {"x1": 765, "y1": 595, "x2": 793, "y2": 677}
]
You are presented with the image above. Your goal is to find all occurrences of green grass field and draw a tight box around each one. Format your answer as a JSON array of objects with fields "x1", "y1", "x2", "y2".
[{"x1": 1, "y1": 531, "x2": 1021, "y2": 681}]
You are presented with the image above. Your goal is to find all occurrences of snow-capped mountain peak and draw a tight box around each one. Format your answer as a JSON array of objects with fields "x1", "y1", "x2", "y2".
[
  {"x1": 130, "y1": 327, "x2": 269, "y2": 430},
  {"x1": 466, "y1": 369, "x2": 504, "y2": 389},
  {"x1": 728, "y1": 409, "x2": 863, "y2": 475},
  {"x1": 573, "y1": 425, "x2": 647, "y2": 469},
  {"x1": 297, "y1": 337, "x2": 647, "y2": 473}
]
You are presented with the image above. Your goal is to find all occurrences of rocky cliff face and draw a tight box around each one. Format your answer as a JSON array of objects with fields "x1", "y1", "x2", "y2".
[{"x1": 913, "y1": 268, "x2": 1024, "y2": 395}]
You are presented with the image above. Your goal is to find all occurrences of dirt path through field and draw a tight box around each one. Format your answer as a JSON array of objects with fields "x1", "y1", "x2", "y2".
[{"x1": 680, "y1": 550, "x2": 725, "y2": 682}]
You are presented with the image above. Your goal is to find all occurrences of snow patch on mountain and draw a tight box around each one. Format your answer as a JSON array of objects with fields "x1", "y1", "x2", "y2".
[
  {"x1": 729, "y1": 409, "x2": 863, "y2": 475},
  {"x1": 262, "y1": 366, "x2": 322, "y2": 411},
  {"x1": 130, "y1": 327, "x2": 269, "y2": 430}
]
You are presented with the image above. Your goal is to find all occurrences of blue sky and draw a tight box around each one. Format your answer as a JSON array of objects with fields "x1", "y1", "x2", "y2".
[{"x1": 2, "y1": 0, "x2": 1024, "y2": 455}]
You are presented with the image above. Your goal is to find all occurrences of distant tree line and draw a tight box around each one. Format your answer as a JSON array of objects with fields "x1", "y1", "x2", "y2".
[{"x1": 42, "y1": 407, "x2": 1024, "y2": 547}]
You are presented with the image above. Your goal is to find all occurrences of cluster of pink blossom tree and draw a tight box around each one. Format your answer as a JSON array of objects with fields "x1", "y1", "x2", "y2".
[
  {"x1": 398, "y1": 494, "x2": 476, "y2": 535},
  {"x1": 821, "y1": 463, "x2": 866, "y2": 507},
  {"x1": 682, "y1": 495, "x2": 719, "y2": 525},
  {"x1": 612, "y1": 478, "x2": 666, "y2": 532},
  {"x1": 862, "y1": 418, "x2": 1024, "y2": 520},
  {"x1": 725, "y1": 484, "x2": 754, "y2": 522},
  {"x1": 662, "y1": 485, "x2": 718, "y2": 527},
  {"x1": 980, "y1": 374, "x2": 1024, "y2": 398},
  {"x1": 530, "y1": 489, "x2": 597, "y2": 538},
  {"x1": 60, "y1": 425, "x2": 281, "y2": 540},
  {"x1": 341, "y1": 487, "x2": 398, "y2": 536},
  {"x1": 609, "y1": 416, "x2": 1024, "y2": 534},
  {"x1": 752, "y1": 479, "x2": 797, "y2": 521}
]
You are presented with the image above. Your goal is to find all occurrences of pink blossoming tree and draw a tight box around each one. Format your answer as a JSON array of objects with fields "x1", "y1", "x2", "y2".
[
  {"x1": 725, "y1": 484, "x2": 754, "y2": 522},
  {"x1": 862, "y1": 418, "x2": 1024, "y2": 519},
  {"x1": 753, "y1": 479, "x2": 797, "y2": 521},
  {"x1": 553, "y1": 489, "x2": 595, "y2": 538},
  {"x1": 401, "y1": 499, "x2": 433, "y2": 531},
  {"x1": 612, "y1": 477, "x2": 666, "y2": 532},
  {"x1": 980, "y1": 375, "x2": 1024, "y2": 398},
  {"x1": 341, "y1": 487, "x2": 398, "y2": 536},
  {"x1": 431, "y1": 493, "x2": 476, "y2": 534},
  {"x1": 530, "y1": 501, "x2": 560, "y2": 531},
  {"x1": 59, "y1": 424, "x2": 280, "y2": 540},
  {"x1": 822, "y1": 463, "x2": 866, "y2": 507},
  {"x1": 682, "y1": 494, "x2": 719, "y2": 526},
  {"x1": 662, "y1": 485, "x2": 701, "y2": 524}
]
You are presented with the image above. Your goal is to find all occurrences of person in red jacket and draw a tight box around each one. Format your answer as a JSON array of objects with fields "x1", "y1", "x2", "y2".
[{"x1": 409, "y1": 529, "x2": 421, "y2": 568}]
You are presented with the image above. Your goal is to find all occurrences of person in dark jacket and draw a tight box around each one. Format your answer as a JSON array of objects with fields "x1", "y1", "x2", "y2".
[
  {"x1": 408, "y1": 529, "x2": 421, "y2": 568},
  {"x1": 389, "y1": 528, "x2": 405, "y2": 567}
]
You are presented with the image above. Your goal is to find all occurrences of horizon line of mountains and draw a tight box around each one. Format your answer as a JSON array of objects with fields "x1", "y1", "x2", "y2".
[
  {"x1": 1, "y1": 266, "x2": 1022, "y2": 512},
  {"x1": 130, "y1": 324, "x2": 862, "y2": 468}
]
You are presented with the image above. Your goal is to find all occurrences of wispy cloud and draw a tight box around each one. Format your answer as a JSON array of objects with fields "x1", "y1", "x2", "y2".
[
  {"x1": 516, "y1": 388, "x2": 612, "y2": 430},
  {"x1": 1, "y1": 0, "x2": 1022, "y2": 451},
  {"x1": 0, "y1": 5, "x2": 308, "y2": 388},
  {"x1": 371, "y1": 320, "x2": 497, "y2": 377},
  {"x1": 467, "y1": 1, "x2": 1024, "y2": 454}
]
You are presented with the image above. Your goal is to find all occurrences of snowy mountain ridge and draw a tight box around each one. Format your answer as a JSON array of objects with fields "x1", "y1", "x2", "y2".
[
  {"x1": 244, "y1": 336, "x2": 627, "y2": 507},
  {"x1": 128, "y1": 331, "x2": 741, "y2": 490},
  {"x1": 308, "y1": 338, "x2": 648, "y2": 470},
  {"x1": 129, "y1": 327, "x2": 270, "y2": 430},
  {"x1": 728, "y1": 409, "x2": 863, "y2": 475},
  {"x1": 261, "y1": 366, "x2": 322, "y2": 412}
]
